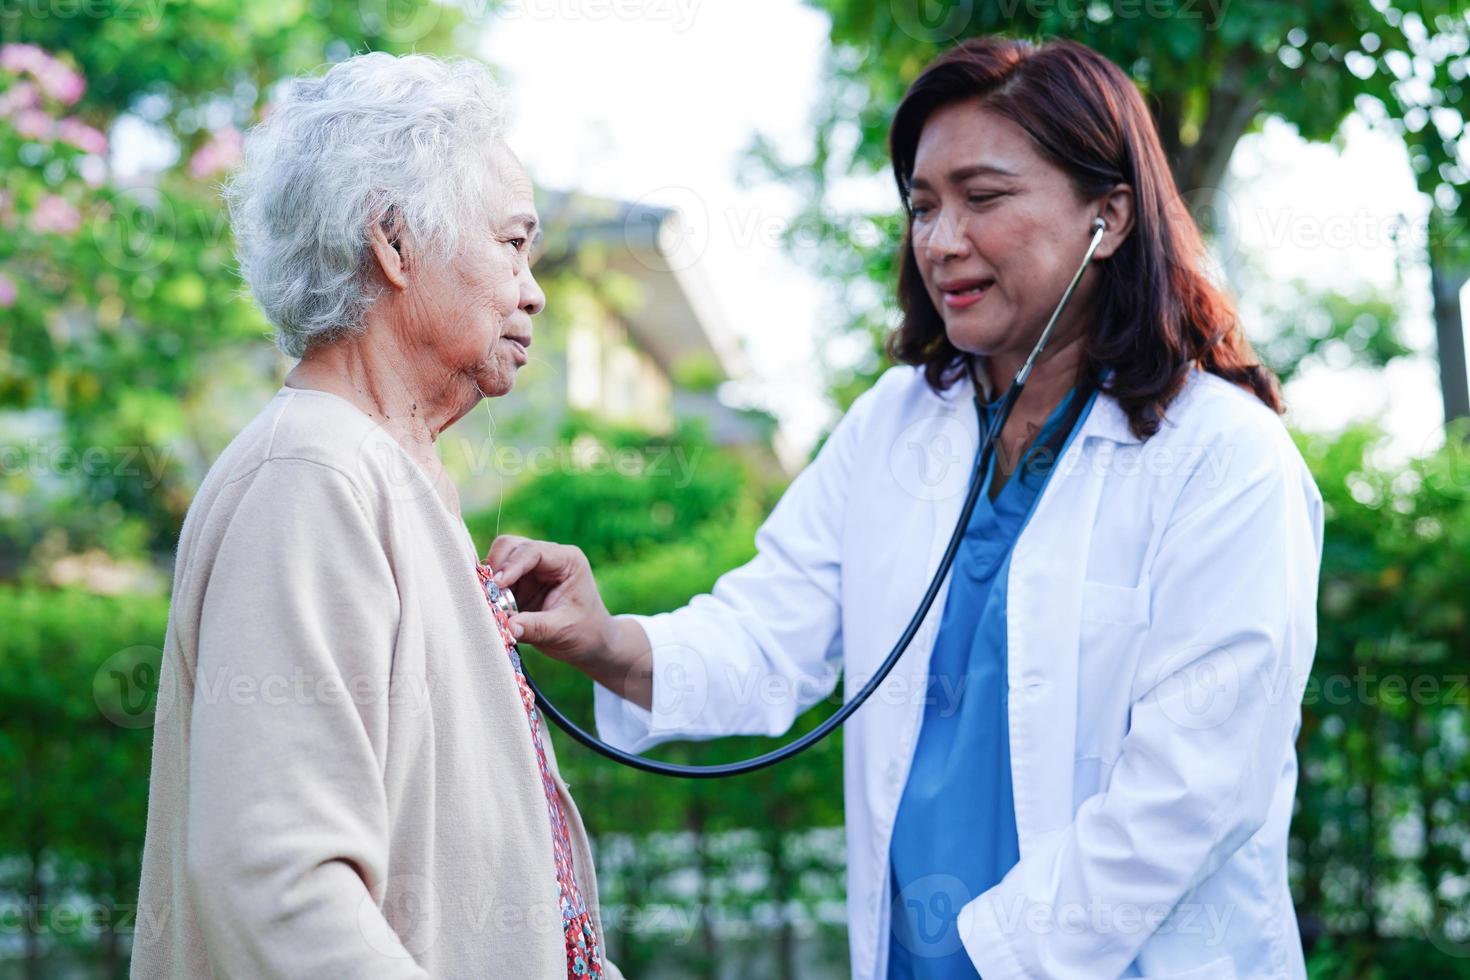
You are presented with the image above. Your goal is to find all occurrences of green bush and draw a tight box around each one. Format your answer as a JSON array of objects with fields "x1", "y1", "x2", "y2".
[
  {"x1": 0, "y1": 587, "x2": 169, "y2": 977},
  {"x1": 1291, "y1": 425, "x2": 1470, "y2": 969},
  {"x1": 465, "y1": 416, "x2": 755, "y2": 566}
]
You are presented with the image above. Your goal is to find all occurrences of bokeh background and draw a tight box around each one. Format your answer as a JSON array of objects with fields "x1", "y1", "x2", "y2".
[{"x1": 2, "y1": 1, "x2": 1469, "y2": 977}]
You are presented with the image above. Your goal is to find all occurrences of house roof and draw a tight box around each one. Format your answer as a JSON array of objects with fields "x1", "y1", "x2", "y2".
[{"x1": 533, "y1": 189, "x2": 749, "y2": 382}]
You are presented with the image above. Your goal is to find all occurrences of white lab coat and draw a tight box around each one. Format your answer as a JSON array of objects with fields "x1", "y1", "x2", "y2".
[{"x1": 594, "y1": 363, "x2": 1324, "y2": 979}]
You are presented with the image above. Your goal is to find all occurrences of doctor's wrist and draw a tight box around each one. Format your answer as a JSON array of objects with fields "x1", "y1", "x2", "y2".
[{"x1": 582, "y1": 615, "x2": 654, "y2": 711}]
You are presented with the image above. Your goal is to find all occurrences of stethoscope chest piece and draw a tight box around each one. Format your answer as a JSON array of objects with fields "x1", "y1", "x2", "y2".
[{"x1": 485, "y1": 578, "x2": 519, "y2": 619}]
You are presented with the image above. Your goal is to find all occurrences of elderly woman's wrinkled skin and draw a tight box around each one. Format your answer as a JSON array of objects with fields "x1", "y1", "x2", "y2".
[{"x1": 284, "y1": 141, "x2": 545, "y2": 518}]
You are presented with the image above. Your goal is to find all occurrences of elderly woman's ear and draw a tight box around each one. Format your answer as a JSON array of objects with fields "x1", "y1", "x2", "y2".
[{"x1": 368, "y1": 204, "x2": 410, "y2": 290}]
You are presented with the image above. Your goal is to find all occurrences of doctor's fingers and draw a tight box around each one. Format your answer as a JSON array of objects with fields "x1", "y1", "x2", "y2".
[
  {"x1": 507, "y1": 609, "x2": 575, "y2": 648},
  {"x1": 489, "y1": 537, "x2": 589, "y2": 592},
  {"x1": 485, "y1": 533, "x2": 532, "y2": 571},
  {"x1": 485, "y1": 531, "x2": 532, "y2": 570}
]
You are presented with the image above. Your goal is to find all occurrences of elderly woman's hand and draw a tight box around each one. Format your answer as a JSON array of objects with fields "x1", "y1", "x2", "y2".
[{"x1": 488, "y1": 535, "x2": 654, "y2": 710}]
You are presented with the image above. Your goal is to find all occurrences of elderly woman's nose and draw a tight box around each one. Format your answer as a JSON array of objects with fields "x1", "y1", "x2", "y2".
[{"x1": 521, "y1": 271, "x2": 546, "y2": 317}]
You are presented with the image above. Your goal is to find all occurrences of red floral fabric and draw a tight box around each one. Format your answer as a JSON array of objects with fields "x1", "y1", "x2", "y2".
[{"x1": 475, "y1": 562, "x2": 603, "y2": 979}]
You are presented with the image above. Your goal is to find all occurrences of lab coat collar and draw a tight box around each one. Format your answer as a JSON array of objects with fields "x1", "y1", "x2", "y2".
[
  {"x1": 1084, "y1": 390, "x2": 1146, "y2": 446},
  {"x1": 941, "y1": 359, "x2": 1146, "y2": 446}
]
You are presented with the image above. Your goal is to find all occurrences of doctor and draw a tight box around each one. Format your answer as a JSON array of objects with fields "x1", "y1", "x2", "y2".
[{"x1": 488, "y1": 35, "x2": 1324, "y2": 980}]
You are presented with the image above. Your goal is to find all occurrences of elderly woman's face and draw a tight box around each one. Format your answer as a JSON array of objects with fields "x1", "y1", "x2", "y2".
[
  {"x1": 907, "y1": 98, "x2": 1100, "y2": 363},
  {"x1": 399, "y1": 142, "x2": 544, "y2": 400}
]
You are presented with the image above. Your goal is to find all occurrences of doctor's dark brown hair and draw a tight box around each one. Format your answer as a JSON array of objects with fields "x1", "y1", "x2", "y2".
[{"x1": 886, "y1": 36, "x2": 1282, "y2": 437}]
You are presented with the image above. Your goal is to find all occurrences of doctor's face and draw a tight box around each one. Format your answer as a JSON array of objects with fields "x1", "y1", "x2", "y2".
[{"x1": 907, "y1": 98, "x2": 1103, "y2": 366}]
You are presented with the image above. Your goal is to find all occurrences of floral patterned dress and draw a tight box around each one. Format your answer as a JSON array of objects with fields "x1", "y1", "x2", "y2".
[{"x1": 475, "y1": 562, "x2": 604, "y2": 979}]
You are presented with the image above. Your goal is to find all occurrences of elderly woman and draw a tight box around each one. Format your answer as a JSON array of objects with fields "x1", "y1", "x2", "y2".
[{"x1": 131, "y1": 54, "x2": 620, "y2": 979}]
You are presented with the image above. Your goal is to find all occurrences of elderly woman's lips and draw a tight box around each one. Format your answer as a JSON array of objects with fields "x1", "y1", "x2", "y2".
[{"x1": 504, "y1": 336, "x2": 529, "y2": 364}]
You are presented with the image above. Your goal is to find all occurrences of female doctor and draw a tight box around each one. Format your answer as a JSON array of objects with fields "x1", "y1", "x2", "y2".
[{"x1": 487, "y1": 36, "x2": 1324, "y2": 980}]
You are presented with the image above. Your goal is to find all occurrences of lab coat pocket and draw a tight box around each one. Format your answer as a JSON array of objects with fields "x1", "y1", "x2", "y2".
[
  {"x1": 1079, "y1": 579, "x2": 1151, "y2": 627},
  {"x1": 1074, "y1": 578, "x2": 1151, "y2": 767}
]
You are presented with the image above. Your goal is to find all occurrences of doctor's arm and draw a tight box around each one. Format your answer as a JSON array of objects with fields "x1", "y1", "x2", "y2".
[
  {"x1": 958, "y1": 441, "x2": 1325, "y2": 979},
  {"x1": 491, "y1": 375, "x2": 889, "y2": 755}
]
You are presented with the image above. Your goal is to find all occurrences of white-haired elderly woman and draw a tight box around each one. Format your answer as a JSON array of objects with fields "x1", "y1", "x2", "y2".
[{"x1": 131, "y1": 53, "x2": 622, "y2": 980}]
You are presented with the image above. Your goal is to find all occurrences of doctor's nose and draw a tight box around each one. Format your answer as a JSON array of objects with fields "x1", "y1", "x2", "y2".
[{"x1": 918, "y1": 211, "x2": 974, "y2": 263}]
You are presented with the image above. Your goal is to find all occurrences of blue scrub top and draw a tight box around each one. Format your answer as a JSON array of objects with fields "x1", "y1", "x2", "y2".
[{"x1": 888, "y1": 379, "x2": 1099, "y2": 979}]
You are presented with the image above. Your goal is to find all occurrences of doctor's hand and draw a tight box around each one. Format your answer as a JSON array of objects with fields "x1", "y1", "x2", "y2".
[{"x1": 486, "y1": 535, "x2": 654, "y2": 710}]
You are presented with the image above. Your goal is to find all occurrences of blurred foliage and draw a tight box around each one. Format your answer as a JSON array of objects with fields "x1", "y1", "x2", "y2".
[
  {"x1": 670, "y1": 352, "x2": 726, "y2": 393},
  {"x1": 1252, "y1": 280, "x2": 1415, "y2": 385},
  {"x1": 1293, "y1": 421, "x2": 1470, "y2": 973},
  {"x1": 3, "y1": 0, "x2": 464, "y2": 141},
  {"x1": 0, "y1": 587, "x2": 169, "y2": 978},
  {"x1": 467, "y1": 415, "x2": 759, "y2": 566}
]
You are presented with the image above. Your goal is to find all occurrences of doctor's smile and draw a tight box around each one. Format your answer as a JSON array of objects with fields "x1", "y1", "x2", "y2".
[{"x1": 133, "y1": 30, "x2": 1326, "y2": 980}]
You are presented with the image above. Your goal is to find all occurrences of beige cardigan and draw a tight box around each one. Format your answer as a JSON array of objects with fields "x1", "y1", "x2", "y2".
[{"x1": 132, "y1": 386, "x2": 621, "y2": 979}]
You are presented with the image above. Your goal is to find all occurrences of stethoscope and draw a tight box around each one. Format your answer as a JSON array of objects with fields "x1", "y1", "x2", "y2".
[{"x1": 489, "y1": 216, "x2": 1110, "y2": 778}]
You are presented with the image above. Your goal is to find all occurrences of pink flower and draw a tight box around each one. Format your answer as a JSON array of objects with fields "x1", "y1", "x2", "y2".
[
  {"x1": 31, "y1": 194, "x2": 81, "y2": 235},
  {"x1": 0, "y1": 273, "x2": 15, "y2": 308},
  {"x1": 188, "y1": 126, "x2": 244, "y2": 179},
  {"x1": 57, "y1": 117, "x2": 106, "y2": 154},
  {"x1": 0, "y1": 81, "x2": 38, "y2": 116},
  {"x1": 12, "y1": 108, "x2": 51, "y2": 139},
  {"x1": 0, "y1": 44, "x2": 84, "y2": 106},
  {"x1": 0, "y1": 43, "x2": 47, "y2": 75},
  {"x1": 37, "y1": 63, "x2": 84, "y2": 105}
]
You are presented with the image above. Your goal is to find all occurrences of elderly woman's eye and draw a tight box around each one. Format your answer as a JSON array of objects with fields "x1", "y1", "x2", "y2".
[{"x1": 505, "y1": 238, "x2": 527, "y2": 252}]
